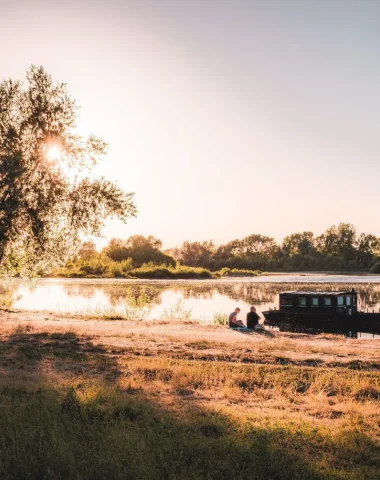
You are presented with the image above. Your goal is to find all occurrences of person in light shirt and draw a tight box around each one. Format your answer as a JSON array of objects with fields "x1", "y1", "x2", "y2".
[{"x1": 228, "y1": 307, "x2": 244, "y2": 328}]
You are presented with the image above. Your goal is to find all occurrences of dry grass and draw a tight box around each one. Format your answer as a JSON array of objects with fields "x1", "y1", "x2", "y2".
[{"x1": 0, "y1": 310, "x2": 379, "y2": 479}]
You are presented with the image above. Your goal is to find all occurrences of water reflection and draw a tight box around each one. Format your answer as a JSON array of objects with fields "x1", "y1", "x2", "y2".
[
  {"x1": 4, "y1": 277, "x2": 380, "y2": 337},
  {"x1": 270, "y1": 323, "x2": 380, "y2": 339}
]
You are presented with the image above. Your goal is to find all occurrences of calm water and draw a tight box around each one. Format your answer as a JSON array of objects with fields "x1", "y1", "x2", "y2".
[
  {"x1": 3, "y1": 275, "x2": 380, "y2": 338},
  {"x1": 2, "y1": 275, "x2": 380, "y2": 319}
]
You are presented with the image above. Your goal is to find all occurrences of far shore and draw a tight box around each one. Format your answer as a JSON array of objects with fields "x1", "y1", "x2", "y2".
[
  {"x1": 40, "y1": 270, "x2": 380, "y2": 280},
  {"x1": 3, "y1": 271, "x2": 380, "y2": 286}
]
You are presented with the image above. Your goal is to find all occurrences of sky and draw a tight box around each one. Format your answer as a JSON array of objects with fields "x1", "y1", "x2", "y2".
[{"x1": 1, "y1": 0, "x2": 380, "y2": 249}]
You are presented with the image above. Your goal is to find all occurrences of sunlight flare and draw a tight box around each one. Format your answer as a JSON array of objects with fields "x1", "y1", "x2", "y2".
[{"x1": 46, "y1": 145, "x2": 62, "y2": 162}]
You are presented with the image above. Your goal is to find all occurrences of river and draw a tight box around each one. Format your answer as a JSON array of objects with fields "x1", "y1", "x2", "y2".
[{"x1": 2, "y1": 275, "x2": 380, "y2": 338}]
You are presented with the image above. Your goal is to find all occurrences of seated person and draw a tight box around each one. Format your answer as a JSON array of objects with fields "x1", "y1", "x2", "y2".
[
  {"x1": 229, "y1": 308, "x2": 244, "y2": 328},
  {"x1": 247, "y1": 306, "x2": 260, "y2": 329}
]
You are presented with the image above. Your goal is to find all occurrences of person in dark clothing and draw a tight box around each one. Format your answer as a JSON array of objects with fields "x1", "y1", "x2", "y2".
[
  {"x1": 247, "y1": 306, "x2": 260, "y2": 329},
  {"x1": 229, "y1": 308, "x2": 244, "y2": 328}
]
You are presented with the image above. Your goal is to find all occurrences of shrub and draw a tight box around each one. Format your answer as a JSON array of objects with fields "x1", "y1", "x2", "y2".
[
  {"x1": 216, "y1": 267, "x2": 260, "y2": 277},
  {"x1": 123, "y1": 292, "x2": 152, "y2": 321},
  {"x1": 0, "y1": 292, "x2": 21, "y2": 309},
  {"x1": 129, "y1": 264, "x2": 212, "y2": 280},
  {"x1": 108, "y1": 263, "x2": 124, "y2": 278},
  {"x1": 217, "y1": 267, "x2": 231, "y2": 277},
  {"x1": 79, "y1": 257, "x2": 109, "y2": 276},
  {"x1": 161, "y1": 298, "x2": 192, "y2": 320},
  {"x1": 55, "y1": 260, "x2": 212, "y2": 279},
  {"x1": 120, "y1": 259, "x2": 134, "y2": 272},
  {"x1": 213, "y1": 312, "x2": 228, "y2": 325}
]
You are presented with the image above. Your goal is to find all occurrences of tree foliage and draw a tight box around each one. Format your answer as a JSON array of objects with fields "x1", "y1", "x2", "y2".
[
  {"x1": 0, "y1": 66, "x2": 136, "y2": 276},
  {"x1": 103, "y1": 235, "x2": 175, "y2": 267},
  {"x1": 316, "y1": 223, "x2": 357, "y2": 259},
  {"x1": 172, "y1": 224, "x2": 380, "y2": 271},
  {"x1": 172, "y1": 241, "x2": 215, "y2": 268},
  {"x1": 64, "y1": 223, "x2": 380, "y2": 275},
  {"x1": 210, "y1": 234, "x2": 280, "y2": 269},
  {"x1": 282, "y1": 232, "x2": 315, "y2": 256},
  {"x1": 77, "y1": 241, "x2": 97, "y2": 262}
]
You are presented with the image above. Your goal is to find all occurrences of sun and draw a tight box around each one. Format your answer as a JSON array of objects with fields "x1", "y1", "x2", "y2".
[{"x1": 46, "y1": 145, "x2": 62, "y2": 162}]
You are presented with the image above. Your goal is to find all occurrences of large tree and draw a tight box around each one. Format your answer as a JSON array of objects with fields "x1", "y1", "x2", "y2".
[
  {"x1": 172, "y1": 240, "x2": 215, "y2": 268},
  {"x1": 76, "y1": 240, "x2": 98, "y2": 262},
  {"x1": 282, "y1": 232, "x2": 315, "y2": 256},
  {"x1": 0, "y1": 66, "x2": 136, "y2": 276},
  {"x1": 242, "y1": 234, "x2": 279, "y2": 258},
  {"x1": 356, "y1": 233, "x2": 380, "y2": 268},
  {"x1": 316, "y1": 223, "x2": 356, "y2": 260}
]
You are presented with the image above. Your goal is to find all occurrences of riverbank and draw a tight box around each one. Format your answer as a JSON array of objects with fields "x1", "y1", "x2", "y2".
[
  {"x1": 0, "y1": 309, "x2": 379, "y2": 479},
  {"x1": 53, "y1": 262, "x2": 262, "y2": 280},
  {"x1": 50, "y1": 267, "x2": 378, "y2": 280}
]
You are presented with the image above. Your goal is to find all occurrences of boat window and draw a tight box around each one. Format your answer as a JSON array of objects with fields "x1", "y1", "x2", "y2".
[
  {"x1": 337, "y1": 296, "x2": 344, "y2": 306},
  {"x1": 298, "y1": 297, "x2": 307, "y2": 307},
  {"x1": 280, "y1": 297, "x2": 293, "y2": 306},
  {"x1": 324, "y1": 297, "x2": 332, "y2": 307},
  {"x1": 311, "y1": 297, "x2": 319, "y2": 307},
  {"x1": 353, "y1": 296, "x2": 357, "y2": 306},
  {"x1": 346, "y1": 296, "x2": 351, "y2": 306}
]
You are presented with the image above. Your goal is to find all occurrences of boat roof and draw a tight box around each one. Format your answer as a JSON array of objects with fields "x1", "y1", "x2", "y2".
[{"x1": 280, "y1": 290, "x2": 356, "y2": 296}]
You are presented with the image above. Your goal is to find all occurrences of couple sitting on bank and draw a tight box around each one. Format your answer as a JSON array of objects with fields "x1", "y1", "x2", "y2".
[{"x1": 229, "y1": 307, "x2": 260, "y2": 329}]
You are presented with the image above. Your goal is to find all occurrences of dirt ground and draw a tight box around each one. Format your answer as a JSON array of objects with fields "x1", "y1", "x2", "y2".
[{"x1": 1, "y1": 308, "x2": 380, "y2": 369}]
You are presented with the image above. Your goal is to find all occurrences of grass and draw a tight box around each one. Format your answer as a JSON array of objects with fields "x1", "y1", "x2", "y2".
[
  {"x1": 0, "y1": 320, "x2": 379, "y2": 479},
  {"x1": 0, "y1": 291, "x2": 21, "y2": 308},
  {"x1": 1, "y1": 381, "x2": 379, "y2": 480},
  {"x1": 160, "y1": 298, "x2": 193, "y2": 320},
  {"x1": 213, "y1": 312, "x2": 229, "y2": 325}
]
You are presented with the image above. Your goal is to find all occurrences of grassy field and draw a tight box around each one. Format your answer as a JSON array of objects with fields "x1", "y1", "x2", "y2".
[{"x1": 0, "y1": 311, "x2": 379, "y2": 479}]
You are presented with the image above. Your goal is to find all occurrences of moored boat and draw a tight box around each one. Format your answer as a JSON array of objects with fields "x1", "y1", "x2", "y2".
[{"x1": 262, "y1": 289, "x2": 380, "y2": 332}]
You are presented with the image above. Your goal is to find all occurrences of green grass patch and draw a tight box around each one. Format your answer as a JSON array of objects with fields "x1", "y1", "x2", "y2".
[
  {"x1": 0, "y1": 382, "x2": 379, "y2": 480},
  {"x1": 1, "y1": 327, "x2": 380, "y2": 479}
]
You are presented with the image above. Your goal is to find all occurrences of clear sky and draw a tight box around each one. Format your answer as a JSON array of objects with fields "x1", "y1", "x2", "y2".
[{"x1": 1, "y1": 0, "x2": 380, "y2": 248}]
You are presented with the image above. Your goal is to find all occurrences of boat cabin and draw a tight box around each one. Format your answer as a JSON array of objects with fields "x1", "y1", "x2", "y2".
[{"x1": 279, "y1": 289, "x2": 358, "y2": 314}]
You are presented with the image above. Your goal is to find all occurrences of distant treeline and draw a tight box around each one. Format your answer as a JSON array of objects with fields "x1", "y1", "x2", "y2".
[
  {"x1": 57, "y1": 224, "x2": 380, "y2": 278},
  {"x1": 170, "y1": 224, "x2": 380, "y2": 272}
]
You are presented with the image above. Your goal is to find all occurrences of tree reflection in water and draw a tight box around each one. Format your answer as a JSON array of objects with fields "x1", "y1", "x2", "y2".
[{"x1": 6, "y1": 280, "x2": 380, "y2": 319}]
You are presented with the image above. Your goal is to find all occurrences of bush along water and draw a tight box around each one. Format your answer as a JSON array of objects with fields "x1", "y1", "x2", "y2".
[{"x1": 55, "y1": 259, "x2": 213, "y2": 280}]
